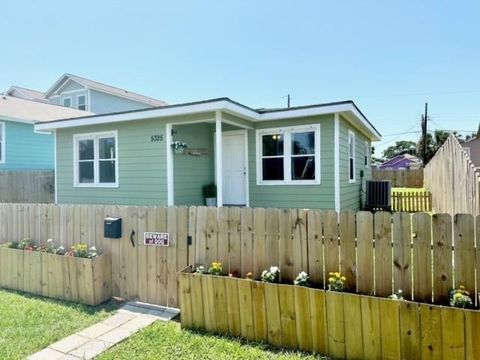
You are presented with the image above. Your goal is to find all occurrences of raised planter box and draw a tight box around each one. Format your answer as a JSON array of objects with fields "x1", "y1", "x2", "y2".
[
  {"x1": 0, "y1": 247, "x2": 112, "y2": 305},
  {"x1": 178, "y1": 266, "x2": 480, "y2": 359}
]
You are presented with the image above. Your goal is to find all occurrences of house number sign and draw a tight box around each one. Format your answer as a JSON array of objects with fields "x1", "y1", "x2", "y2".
[
  {"x1": 150, "y1": 135, "x2": 164, "y2": 142},
  {"x1": 144, "y1": 232, "x2": 169, "y2": 246}
]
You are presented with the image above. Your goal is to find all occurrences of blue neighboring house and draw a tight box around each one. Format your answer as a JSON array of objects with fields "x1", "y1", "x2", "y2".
[
  {"x1": 0, "y1": 95, "x2": 90, "y2": 170},
  {"x1": 2, "y1": 73, "x2": 168, "y2": 170},
  {"x1": 7, "y1": 73, "x2": 167, "y2": 114}
]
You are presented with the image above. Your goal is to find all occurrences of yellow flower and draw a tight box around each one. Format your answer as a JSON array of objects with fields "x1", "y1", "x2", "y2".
[
  {"x1": 328, "y1": 277, "x2": 334, "y2": 283},
  {"x1": 334, "y1": 272, "x2": 340, "y2": 277},
  {"x1": 341, "y1": 276, "x2": 346, "y2": 281}
]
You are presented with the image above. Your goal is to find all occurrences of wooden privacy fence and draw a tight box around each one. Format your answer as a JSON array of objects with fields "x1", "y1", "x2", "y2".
[
  {"x1": 391, "y1": 190, "x2": 432, "y2": 212},
  {"x1": 425, "y1": 135, "x2": 480, "y2": 216},
  {"x1": 179, "y1": 272, "x2": 480, "y2": 359},
  {"x1": 372, "y1": 168, "x2": 424, "y2": 188},
  {"x1": 0, "y1": 170, "x2": 54, "y2": 203},
  {"x1": 0, "y1": 203, "x2": 479, "y2": 307}
]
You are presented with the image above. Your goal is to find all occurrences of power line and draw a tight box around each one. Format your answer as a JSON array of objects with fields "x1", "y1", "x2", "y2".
[
  {"x1": 381, "y1": 130, "x2": 423, "y2": 137},
  {"x1": 351, "y1": 89, "x2": 480, "y2": 99}
]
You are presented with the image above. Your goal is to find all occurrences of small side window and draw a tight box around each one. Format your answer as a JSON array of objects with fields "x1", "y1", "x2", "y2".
[{"x1": 63, "y1": 97, "x2": 72, "y2": 107}]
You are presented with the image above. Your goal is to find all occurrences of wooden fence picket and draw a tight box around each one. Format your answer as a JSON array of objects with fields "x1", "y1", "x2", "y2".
[
  {"x1": 374, "y1": 211, "x2": 393, "y2": 297},
  {"x1": 356, "y1": 211, "x2": 374, "y2": 295},
  {"x1": 454, "y1": 214, "x2": 476, "y2": 297},
  {"x1": 412, "y1": 213, "x2": 432, "y2": 302},
  {"x1": 323, "y1": 210, "x2": 339, "y2": 277},
  {"x1": 339, "y1": 211, "x2": 356, "y2": 290},
  {"x1": 393, "y1": 212, "x2": 412, "y2": 299}
]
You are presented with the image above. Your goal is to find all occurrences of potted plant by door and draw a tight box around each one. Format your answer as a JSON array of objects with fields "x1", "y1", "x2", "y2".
[
  {"x1": 203, "y1": 183, "x2": 217, "y2": 207},
  {"x1": 171, "y1": 141, "x2": 187, "y2": 154}
]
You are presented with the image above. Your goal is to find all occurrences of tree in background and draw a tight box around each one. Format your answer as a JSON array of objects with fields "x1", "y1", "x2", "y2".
[
  {"x1": 382, "y1": 140, "x2": 417, "y2": 160},
  {"x1": 381, "y1": 128, "x2": 477, "y2": 164}
]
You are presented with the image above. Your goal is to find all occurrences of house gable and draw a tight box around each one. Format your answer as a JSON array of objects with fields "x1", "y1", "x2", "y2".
[{"x1": 44, "y1": 74, "x2": 167, "y2": 114}]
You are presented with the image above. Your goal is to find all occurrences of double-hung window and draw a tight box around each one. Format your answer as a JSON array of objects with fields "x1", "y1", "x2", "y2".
[
  {"x1": 348, "y1": 130, "x2": 356, "y2": 182},
  {"x1": 77, "y1": 95, "x2": 87, "y2": 111},
  {"x1": 257, "y1": 125, "x2": 320, "y2": 185},
  {"x1": 74, "y1": 131, "x2": 118, "y2": 187}
]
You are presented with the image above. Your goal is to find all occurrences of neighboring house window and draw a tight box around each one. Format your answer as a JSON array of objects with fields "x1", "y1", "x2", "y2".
[
  {"x1": 364, "y1": 141, "x2": 369, "y2": 167},
  {"x1": 63, "y1": 97, "x2": 72, "y2": 107},
  {"x1": 0, "y1": 122, "x2": 4, "y2": 163},
  {"x1": 257, "y1": 125, "x2": 320, "y2": 185},
  {"x1": 348, "y1": 130, "x2": 356, "y2": 182},
  {"x1": 77, "y1": 95, "x2": 87, "y2": 111},
  {"x1": 74, "y1": 131, "x2": 118, "y2": 187}
]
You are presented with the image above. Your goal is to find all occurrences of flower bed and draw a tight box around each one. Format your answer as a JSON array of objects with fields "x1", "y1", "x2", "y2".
[
  {"x1": 0, "y1": 242, "x2": 111, "y2": 306},
  {"x1": 178, "y1": 265, "x2": 480, "y2": 359}
]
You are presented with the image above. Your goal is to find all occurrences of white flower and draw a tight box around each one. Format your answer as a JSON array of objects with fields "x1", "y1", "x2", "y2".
[{"x1": 270, "y1": 266, "x2": 279, "y2": 274}]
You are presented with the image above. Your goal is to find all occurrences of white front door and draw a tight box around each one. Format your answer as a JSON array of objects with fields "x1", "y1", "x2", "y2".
[{"x1": 222, "y1": 131, "x2": 247, "y2": 205}]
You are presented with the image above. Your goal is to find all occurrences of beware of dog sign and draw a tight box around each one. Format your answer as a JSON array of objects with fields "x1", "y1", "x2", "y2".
[{"x1": 144, "y1": 232, "x2": 169, "y2": 246}]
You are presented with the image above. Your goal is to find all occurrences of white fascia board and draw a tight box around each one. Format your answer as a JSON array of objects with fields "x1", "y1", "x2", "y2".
[
  {"x1": 258, "y1": 103, "x2": 381, "y2": 141},
  {"x1": 34, "y1": 99, "x2": 381, "y2": 141},
  {"x1": 0, "y1": 116, "x2": 36, "y2": 124},
  {"x1": 35, "y1": 100, "x2": 228, "y2": 131},
  {"x1": 44, "y1": 73, "x2": 69, "y2": 98}
]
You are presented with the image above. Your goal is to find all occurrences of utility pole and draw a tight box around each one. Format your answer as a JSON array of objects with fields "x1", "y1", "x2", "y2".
[
  {"x1": 287, "y1": 94, "x2": 291, "y2": 108},
  {"x1": 421, "y1": 102, "x2": 428, "y2": 166}
]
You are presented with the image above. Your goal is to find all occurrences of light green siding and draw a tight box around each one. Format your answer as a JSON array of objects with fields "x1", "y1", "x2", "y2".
[
  {"x1": 56, "y1": 112, "x2": 215, "y2": 205},
  {"x1": 55, "y1": 110, "x2": 372, "y2": 210},
  {"x1": 173, "y1": 123, "x2": 214, "y2": 205},
  {"x1": 339, "y1": 115, "x2": 372, "y2": 211},
  {"x1": 248, "y1": 115, "x2": 335, "y2": 209}
]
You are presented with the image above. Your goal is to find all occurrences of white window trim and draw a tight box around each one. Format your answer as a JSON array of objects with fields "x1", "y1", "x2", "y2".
[
  {"x1": 62, "y1": 96, "x2": 72, "y2": 108},
  {"x1": 364, "y1": 140, "x2": 369, "y2": 168},
  {"x1": 0, "y1": 122, "x2": 5, "y2": 164},
  {"x1": 73, "y1": 130, "x2": 119, "y2": 188},
  {"x1": 77, "y1": 94, "x2": 87, "y2": 111},
  {"x1": 256, "y1": 124, "x2": 321, "y2": 186},
  {"x1": 348, "y1": 130, "x2": 356, "y2": 183}
]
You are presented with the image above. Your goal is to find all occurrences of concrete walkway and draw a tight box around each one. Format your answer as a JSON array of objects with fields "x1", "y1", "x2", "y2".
[{"x1": 28, "y1": 302, "x2": 179, "y2": 360}]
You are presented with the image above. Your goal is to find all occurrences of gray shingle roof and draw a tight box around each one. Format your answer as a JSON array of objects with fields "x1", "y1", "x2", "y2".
[
  {"x1": 0, "y1": 95, "x2": 93, "y2": 122},
  {"x1": 6, "y1": 86, "x2": 46, "y2": 102},
  {"x1": 47, "y1": 73, "x2": 167, "y2": 107}
]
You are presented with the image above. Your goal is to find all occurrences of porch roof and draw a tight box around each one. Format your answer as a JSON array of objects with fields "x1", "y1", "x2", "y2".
[{"x1": 34, "y1": 97, "x2": 381, "y2": 141}]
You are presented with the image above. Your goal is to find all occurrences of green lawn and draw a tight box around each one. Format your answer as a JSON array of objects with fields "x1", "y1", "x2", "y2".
[
  {"x1": 0, "y1": 288, "x2": 117, "y2": 360},
  {"x1": 99, "y1": 321, "x2": 328, "y2": 360}
]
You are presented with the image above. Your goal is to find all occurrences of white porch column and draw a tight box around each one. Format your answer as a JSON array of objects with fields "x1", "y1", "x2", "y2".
[
  {"x1": 215, "y1": 110, "x2": 223, "y2": 207},
  {"x1": 334, "y1": 113, "x2": 340, "y2": 213},
  {"x1": 166, "y1": 123, "x2": 174, "y2": 206}
]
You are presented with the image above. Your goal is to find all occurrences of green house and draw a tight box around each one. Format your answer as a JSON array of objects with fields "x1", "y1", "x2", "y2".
[{"x1": 35, "y1": 98, "x2": 381, "y2": 211}]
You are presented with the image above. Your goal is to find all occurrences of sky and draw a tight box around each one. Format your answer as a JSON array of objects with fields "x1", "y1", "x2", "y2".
[{"x1": 1, "y1": 0, "x2": 480, "y2": 155}]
